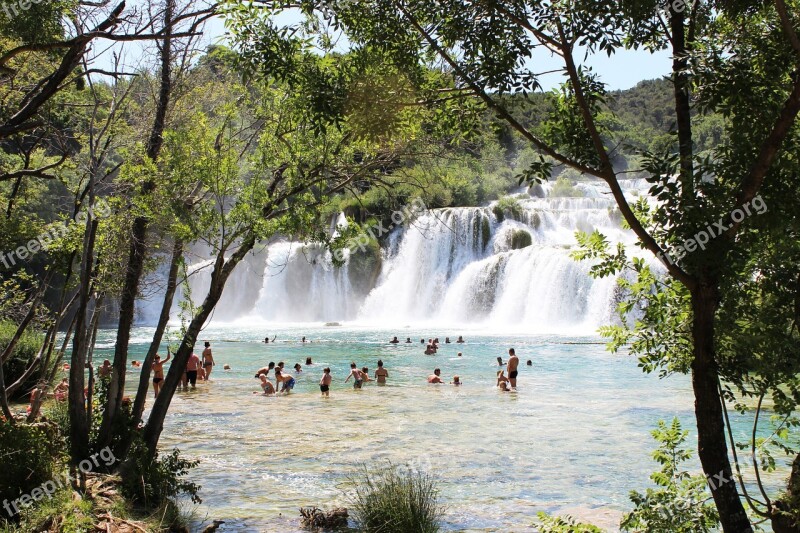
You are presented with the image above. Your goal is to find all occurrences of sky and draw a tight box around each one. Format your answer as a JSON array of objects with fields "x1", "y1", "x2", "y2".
[{"x1": 98, "y1": 7, "x2": 672, "y2": 92}]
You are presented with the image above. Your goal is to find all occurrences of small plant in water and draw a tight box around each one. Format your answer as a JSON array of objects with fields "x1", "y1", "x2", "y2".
[
  {"x1": 344, "y1": 462, "x2": 444, "y2": 533},
  {"x1": 620, "y1": 418, "x2": 719, "y2": 532}
]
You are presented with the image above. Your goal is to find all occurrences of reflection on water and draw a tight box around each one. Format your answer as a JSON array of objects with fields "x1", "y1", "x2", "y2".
[{"x1": 99, "y1": 325, "x2": 699, "y2": 532}]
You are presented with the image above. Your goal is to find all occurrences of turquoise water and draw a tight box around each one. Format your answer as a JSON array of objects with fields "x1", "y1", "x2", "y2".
[{"x1": 97, "y1": 325, "x2": 702, "y2": 531}]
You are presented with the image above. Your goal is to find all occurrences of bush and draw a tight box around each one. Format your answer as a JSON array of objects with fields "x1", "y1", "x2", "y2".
[
  {"x1": 345, "y1": 463, "x2": 444, "y2": 533},
  {"x1": 0, "y1": 321, "x2": 45, "y2": 401},
  {"x1": 0, "y1": 420, "x2": 65, "y2": 520},
  {"x1": 121, "y1": 434, "x2": 201, "y2": 509},
  {"x1": 493, "y1": 195, "x2": 524, "y2": 222},
  {"x1": 550, "y1": 176, "x2": 584, "y2": 197},
  {"x1": 509, "y1": 229, "x2": 532, "y2": 249}
]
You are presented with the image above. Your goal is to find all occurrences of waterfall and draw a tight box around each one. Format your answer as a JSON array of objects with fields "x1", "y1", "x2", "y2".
[{"x1": 154, "y1": 178, "x2": 649, "y2": 332}]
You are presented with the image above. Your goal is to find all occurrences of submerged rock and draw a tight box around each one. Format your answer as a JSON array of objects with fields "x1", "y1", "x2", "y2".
[{"x1": 300, "y1": 506, "x2": 348, "y2": 529}]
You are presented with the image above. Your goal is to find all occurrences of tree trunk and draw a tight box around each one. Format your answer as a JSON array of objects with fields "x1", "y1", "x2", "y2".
[
  {"x1": 691, "y1": 283, "x2": 753, "y2": 532},
  {"x1": 0, "y1": 352, "x2": 13, "y2": 422},
  {"x1": 68, "y1": 218, "x2": 98, "y2": 464},
  {"x1": 131, "y1": 239, "x2": 183, "y2": 427},
  {"x1": 99, "y1": 0, "x2": 175, "y2": 449},
  {"x1": 142, "y1": 234, "x2": 255, "y2": 457},
  {"x1": 669, "y1": 7, "x2": 694, "y2": 200}
]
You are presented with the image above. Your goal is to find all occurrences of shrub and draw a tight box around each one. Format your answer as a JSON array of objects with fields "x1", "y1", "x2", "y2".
[
  {"x1": 550, "y1": 176, "x2": 583, "y2": 197},
  {"x1": 509, "y1": 229, "x2": 532, "y2": 249},
  {"x1": 0, "y1": 420, "x2": 65, "y2": 520},
  {"x1": 345, "y1": 463, "x2": 444, "y2": 533},
  {"x1": 121, "y1": 434, "x2": 201, "y2": 509},
  {"x1": 493, "y1": 195, "x2": 524, "y2": 222},
  {"x1": 0, "y1": 321, "x2": 45, "y2": 401}
]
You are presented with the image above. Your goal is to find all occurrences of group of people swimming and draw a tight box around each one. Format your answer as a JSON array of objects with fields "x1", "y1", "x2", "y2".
[
  {"x1": 249, "y1": 343, "x2": 524, "y2": 396},
  {"x1": 389, "y1": 335, "x2": 466, "y2": 356}
]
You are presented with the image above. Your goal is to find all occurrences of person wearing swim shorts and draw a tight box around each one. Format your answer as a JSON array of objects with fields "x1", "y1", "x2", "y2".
[
  {"x1": 185, "y1": 351, "x2": 201, "y2": 389},
  {"x1": 345, "y1": 362, "x2": 363, "y2": 389},
  {"x1": 507, "y1": 348, "x2": 519, "y2": 389},
  {"x1": 275, "y1": 368, "x2": 295, "y2": 394},
  {"x1": 202, "y1": 341, "x2": 215, "y2": 380},
  {"x1": 320, "y1": 367, "x2": 332, "y2": 397},
  {"x1": 152, "y1": 351, "x2": 171, "y2": 398}
]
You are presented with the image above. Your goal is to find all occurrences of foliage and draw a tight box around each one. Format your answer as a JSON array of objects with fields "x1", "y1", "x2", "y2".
[
  {"x1": 345, "y1": 463, "x2": 444, "y2": 533},
  {"x1": 121, "y1": 434, "x2": 201, "y2": 509},
  {"x1": 0, "y1": 321, "x2": 44, "y2": 400},
  {"x1": 89, "y1": 374, "x2": 133, "y2": 460},
  {"x1": 493, "y1": 195, "x2": 524, "y2": 222},
  {"x1": 621, "y1": 419, "x2": 719, "y2": 532},
  {"x1": 535, "y1": 513, "x2": 603, "y2": 532},
  {"x1": 0, "y1": 420, "x2": 64, "y2": 516},
  {"x1": 550, "y1": 176, "x2": 584, "y2": 198},
  {"x1": 509, "y1": 229, "x2": 533, "y2": 250}
]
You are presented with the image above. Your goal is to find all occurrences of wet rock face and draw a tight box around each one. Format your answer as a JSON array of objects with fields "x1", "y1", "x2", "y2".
[{"x1": 509, "y1": 229, "x2": 532, "y2": 250}]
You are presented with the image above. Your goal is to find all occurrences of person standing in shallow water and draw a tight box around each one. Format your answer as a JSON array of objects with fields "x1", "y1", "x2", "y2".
[
  {"x1": 345, "y1": 362, "x2": 363, "y2": 389},
  {"x1": 184, "y1": 351, "x2": 201, "y2": 389},
  {"x1": 152, "y1": 351, "x2": 171, "y2": 398},
  {"x1": 320, "y1": 367, "x2": 332, "y2": 396},
  {"x1": 375, "y1": 360, "x2": 388, "y2": 384},
  {"x1": 507, "y1": 348, "x2": 519, "y2": 389},
  {"x1": 202, "y1": 341, "x2": 215, "y2": 380}
]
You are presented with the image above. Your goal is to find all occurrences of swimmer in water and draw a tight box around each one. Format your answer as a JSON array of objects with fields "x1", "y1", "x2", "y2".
[
  {"x1": 361, "y1": 367, "x2": 373, "y2": 384},
  {"x1": 497, "y1": 370, "x2": 510, "y2": 391},
  {"x1": 254, "y1": 373, "x2": 275, "y2": 395},
  {"x1": 427, "y1": 368, "x2": 444, "y2": 384}
]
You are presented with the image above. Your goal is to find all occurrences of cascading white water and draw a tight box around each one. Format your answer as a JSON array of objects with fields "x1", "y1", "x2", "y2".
[{"x1": 157, "y1": 178, "x2": 649, "y2": 332}]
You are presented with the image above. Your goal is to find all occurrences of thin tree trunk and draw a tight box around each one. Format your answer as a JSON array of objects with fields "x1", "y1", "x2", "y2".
[
  {"x1": 85, "y1": 293, "x2": 103, "y2": 436},
  {"x1": 691, "y1": 284, "x2": 753, "y2": 532},
  {"x1": 142, "y1": 234, "x2": 255, "y2": 457},
  {"x1": 0, "y1": 353, "x2": 13, "y2": 422},
  {"x1": 68, "y1": 217, "x2": 98, "y2": 464},
  {"x1": 99, "y1": 0, "x2": 175, "y2": 449},
  {"x1": 0, "y1": 267, "x2": 54, "y2": 364},
  {"x1": 131, "y1": 239, "x2": 183, "y2": 427}
]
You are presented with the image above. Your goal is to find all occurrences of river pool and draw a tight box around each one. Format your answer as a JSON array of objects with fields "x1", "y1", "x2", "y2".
[{"x1": 96, "y1": 324, "x2": 706, "y2": 532}]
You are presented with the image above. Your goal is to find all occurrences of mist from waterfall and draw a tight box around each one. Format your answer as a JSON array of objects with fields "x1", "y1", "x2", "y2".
[{"x1": 148, "y1": 178, "x2": 650, "y2": 332}]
